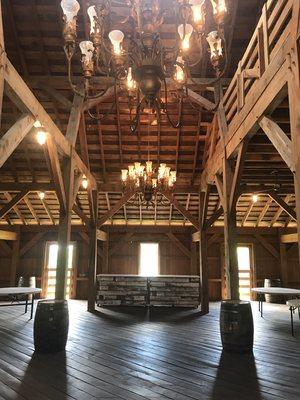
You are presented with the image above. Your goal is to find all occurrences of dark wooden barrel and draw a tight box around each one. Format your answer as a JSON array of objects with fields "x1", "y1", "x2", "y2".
[
  {"x1": 220, "y1": 300, "x2": 254, "y2": 353},
  {"x1": 264, "y1": 279, "x2": 283, "y2": 303},
  {"x1": 34, "y1": 300, "x2": 69, "y2": 353}
]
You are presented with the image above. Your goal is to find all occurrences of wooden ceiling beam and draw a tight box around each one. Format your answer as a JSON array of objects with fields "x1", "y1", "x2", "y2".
[
  {"x1": 23, "y1": 195, "x2": 40, "y2": 225},
  {"x1": 162, "y1": 192, "x2": 200, "y2": 230},
  {"x1": 97, "y1": 191, "x2": 137, "y2": 227},
  {"x1": 269, "y1": 194, "x2": 292, "y2": 227},
  {"x1": 259, "y1": 115, "x2": 294, "y2": 172},
  {"x1": 204, "y1": 207, "x2": 224, "y2": 229},
  {"x1": 186, "y1": 89, "x2": 216, "y2": 111},
  {"x1": 267, "y1": 191, "x2": 297, "y2": 221},
  {"x1": 0, "y1": 190, "x2": 29, "y2": 219},
  {"x1": 0, "y1": 113, "x2": 35, "y2": 168},
  {"x1": 0, "y1": 229, "x2": 17, "y2": 241},
  {"x1": 66, "y1": 93, "x2": 84, "y2": 146},
  {"x1": 256, "y1": 197, "x2": 272, "y2": 227}
]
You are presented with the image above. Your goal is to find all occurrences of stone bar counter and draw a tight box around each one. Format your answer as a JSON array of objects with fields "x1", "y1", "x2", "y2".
[{"x1": 97, "y1": 275, "x2": 200, "y2": 308}]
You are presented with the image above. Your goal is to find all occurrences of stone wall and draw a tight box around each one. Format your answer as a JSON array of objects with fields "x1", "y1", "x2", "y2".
[{"x1": 97, "y1": 275, "x2": 200, "y2": 307}]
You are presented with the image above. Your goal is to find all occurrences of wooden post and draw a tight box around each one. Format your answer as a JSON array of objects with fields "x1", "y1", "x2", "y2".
[
  {"x1": 55, "y1": 155, "x2": 74, "y2": 300},
  {"x1": 199, "y1": 192, "x2": 209, "y2": 314},
  {"x1": 0, "y1": 0, "x2": 5, "y2": 127},
  {"x1": 87, "y1": 190, "x2": 99, "y2": 312},
  {"x1": 10, "y1": 227, "x2": 20, "y2": 285},
  {"x1": 287, "y1": 0, "x2": 300, "y2": 261},
  {"x1": 222, "y1": 157, "x2": 239, "y2": 300},
  {"x1": 102, "y1": 230, "x2": 109, "y2": 273}
]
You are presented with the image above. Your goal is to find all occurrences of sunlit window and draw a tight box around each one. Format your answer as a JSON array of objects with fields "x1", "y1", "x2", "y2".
[
  {"x1": 45, "y1": 243, "x2": 74, "y2": 299},
  {"x1": 139, "y1": 243, "x2": 159, "y2": 276},
  {"x1": 237, "y1": 246, "x2": 251, "y2": 300}
]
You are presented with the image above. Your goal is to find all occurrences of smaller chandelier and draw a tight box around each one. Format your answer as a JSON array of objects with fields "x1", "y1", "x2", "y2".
[{"x1": 121, "y1": 161, "x2": 176, "y2": 207}]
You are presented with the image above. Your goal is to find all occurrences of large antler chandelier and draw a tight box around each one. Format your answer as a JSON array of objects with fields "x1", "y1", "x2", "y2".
[
  {"x1": 60, "y1": 0, "x2": 228, "y2": 132},
  {"x1": 122, "y1": 161, "x2": 176, "y2": 207}
]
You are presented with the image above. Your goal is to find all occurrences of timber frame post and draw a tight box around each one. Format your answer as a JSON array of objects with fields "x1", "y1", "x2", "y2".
[
  {"x1": 287, "y1": 0, "x2": 300, "y2": 261},
  {"x1": 55, "y1": 153, "x2": 75, "y2": 300},
  {"x1": 87, "y1": 190, "x2": 99, "y2": 312}
]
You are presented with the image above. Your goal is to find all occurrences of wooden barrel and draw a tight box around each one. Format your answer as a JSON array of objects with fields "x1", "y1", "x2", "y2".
[
  {"x1": 34, "y1": 300, "x2": 69, "y2": 353},
  {"x1": 264, "y1": 279, "x2": 283, "y2": 303},
  {"x1": 220, "y1": 300, "x2": 254, "y2": 353}
]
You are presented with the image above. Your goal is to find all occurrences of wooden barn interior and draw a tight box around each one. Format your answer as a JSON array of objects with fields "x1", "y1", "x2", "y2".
[{"x1": 0, "y1": 0, "x2": 300, "y2": 399}]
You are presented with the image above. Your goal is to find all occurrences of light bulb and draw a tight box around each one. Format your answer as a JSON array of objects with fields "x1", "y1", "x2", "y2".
[
  {"x1": 165, "y1": 167, "x2": 171, "y2": 177},
  {"x1": 210, "y1": 0, "x2": 227, "y2": 23},
  {"x1": 152, "y1": 178, "x2": 157, "y2": 188},
  {"x1": 60, "y1": 0, "x2": 80, "y2": 22},
  {"x1": 178, "y1": 24, "x2": 193, "y2": 50},
  {"x1": 128, "y1": 165, "x2": 134, "y2": 177},
  {"x1": 82, "y1": 176, "x2": 88, "y2": 189},
  {"x1": 36, "y1": 130, "x2": 47, "y2": 145},
  {"x1": 170, "y1": 171, "x2": 177, "y2": 182},
  {"x1": 109, "y1": 30, "x2": 124, "y2": 56},
  {"x1": 134, "y1": 162, "x2": 141, "y2": 171},
  {"x1": 39, "y1": 191, "x2": 45, "y2": 200},
  {"x1": 121, "y1": 169, "x2": 128, "y2": 182},
  {"x1": 79, "y1": 40, "x2": 94, "y2": 62},
  {"x1": 146, "y1": 161, "x2": 152, "y2": 173},
  {"x1": 206, "y1": 31, "x2": 223, "y2": 59},
  {"x1": 127, "y1": 67, "x2": 136, "y2": 90},
  {"x1": 252, "y1": 194, "x2": 258, "y2": 203},
  {"x1": 190, "y1": 0, "x2": 205, "y2": 26},
  {"x1": 168, "y1": 176, "x2": 174, "y2": 187},
  {"x1": 175, "y1": 56, "x2": 185, "y2": 83},
  {"x1": 87, "y1": 5, "x2": 98, "y2": 35}
]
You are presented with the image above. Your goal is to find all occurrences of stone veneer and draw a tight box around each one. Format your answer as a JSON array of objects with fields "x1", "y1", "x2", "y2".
[{"x1": 97, "y1": 275, "x2": 200, "y2": 308}]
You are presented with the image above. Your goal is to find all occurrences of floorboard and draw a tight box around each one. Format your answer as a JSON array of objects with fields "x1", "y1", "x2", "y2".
[{"x1": 0, "y1": 301, "x2": 299, "y2": 400}]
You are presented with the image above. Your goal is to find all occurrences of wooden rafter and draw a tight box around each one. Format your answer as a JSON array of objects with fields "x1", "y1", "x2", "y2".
[
  {"x1": 162, "y1": 192, "x2": 200, "y2": 230},
  {"x1": 0, "y1": 190, "x2": 28, "y2": 220},
  {"x1": 97, "y1": 191, "x2": 136, "y2": 227},
  {"x1": 268, "y1": 192, "x2": 297, "y2": 221}
]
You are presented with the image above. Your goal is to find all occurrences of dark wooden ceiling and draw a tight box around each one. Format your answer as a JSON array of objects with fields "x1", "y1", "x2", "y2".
[{"x1": 0, "y1": 0, "x2": 295, "y2": 228}]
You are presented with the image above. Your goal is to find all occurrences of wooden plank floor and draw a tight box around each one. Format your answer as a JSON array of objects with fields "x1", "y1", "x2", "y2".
[{"x1": 0, "y1": 301, "x2": 299, "y2": 400}]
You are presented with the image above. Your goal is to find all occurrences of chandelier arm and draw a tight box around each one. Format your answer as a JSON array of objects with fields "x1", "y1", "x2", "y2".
[
  {"x1": 129, "y1": 96, "x2": 144, "y2": 133},
  {"x1": 67, "y1": 57, "x2": 85, "y2": 98},
  {"x1": 162, "y1": 79, "x2": 182, "y2": 129}
]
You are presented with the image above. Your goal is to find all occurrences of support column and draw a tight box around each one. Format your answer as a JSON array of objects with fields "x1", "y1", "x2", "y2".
[
  {"x1": 222, "y1": 157, "x2": 239, "y2": 300},
  {"x1": 288, "y1": 0, "x2": 300, "y2": 261},
  {"x1": 55, "y1": 155, "x2": 74, "y2": 300},
  {"x1": 87, "y1": 190, "x2": 99, "y2": 312},
  {"x1": 10, "y1": 227, "x2": 20, "y2": 285},
  {"x1": 199, "y1": 191, "x2": 209, "y2": 314}
]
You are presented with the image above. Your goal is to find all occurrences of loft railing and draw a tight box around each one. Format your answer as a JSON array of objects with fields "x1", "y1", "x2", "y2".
[{"x1": 203, "y1": 0, "x2": 293, "y2": 168}]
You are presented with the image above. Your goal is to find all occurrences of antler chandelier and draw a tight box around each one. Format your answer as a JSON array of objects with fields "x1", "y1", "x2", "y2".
[{"x1": 60, "y1": 0, "x2": 228, "y2": 132}]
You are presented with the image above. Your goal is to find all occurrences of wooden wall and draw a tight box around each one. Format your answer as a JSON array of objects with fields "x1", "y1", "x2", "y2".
[{"x1": 0, "y1": 226, "x2": 299, "y2": 301}]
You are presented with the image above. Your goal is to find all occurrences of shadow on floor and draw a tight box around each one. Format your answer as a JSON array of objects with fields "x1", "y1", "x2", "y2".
[
  {"x1": 94, "y1": 305, "x2": 205, "y2": 324},
  {"x1": 211, "y1": 350, "x2": 262, "y2": 400}
]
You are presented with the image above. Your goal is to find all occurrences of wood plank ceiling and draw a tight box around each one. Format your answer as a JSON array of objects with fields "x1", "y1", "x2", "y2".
[{"x1": 0, "y1": 0, "x2": 295, "y2": 228}]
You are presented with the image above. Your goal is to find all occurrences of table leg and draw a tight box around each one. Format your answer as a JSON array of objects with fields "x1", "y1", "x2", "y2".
[
  {"x1": 25, "y1": 296, "x2": 28, "y2": 314},
  {"x1": 30, "y1": 294, "x2": 34, "y2": 320},
  {"x1": 290, "y1": 306, "x2": 294, "y2": 336},
  {"x1": 260, "y1": 295, "x2": 263, "y2": 318}
]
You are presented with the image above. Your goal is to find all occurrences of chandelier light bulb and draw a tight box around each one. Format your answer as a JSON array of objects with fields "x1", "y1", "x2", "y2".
[
  {"x1": 82, "y1": 176, "x2": 88, "y2": 189},
  {"x1": 252, "y1": 194, "x2": 258, "y2": 203},
  {"x1": 60, "y1": 0, "x2": 80, "y2": 22},
  {"x1": 87, "y1": 5, "x2": 98, "y2": 35},
  {"x1": 79, "y1": 40, "x2": 94, "y2": 62},
  {"x1": 36, "y1": 129, "x2": 47, "y2": 145},
  {"x1": 170, "y1": 171, "x2": 177, "y2": 183},
  {"x1": 39, "y1": 191, "x2": 45, "y2": 201},
  {"x1": 206, "y1": 30, "x2": 223, "y2": 59},
  {"x1": 152, "y1": 178, "x2": 157, "y2": 188},
  {"x1": 109, "y1": 30, "x2": 124, "y2": 55},
  {"x1": 190, "y1": 0, "x2": 205, "y2": 26},
  {"x1": 127, "y1": 67, "x2": 136, "y2": 90},
  {"x1": 146, "y1": 161, "x2": 153, "y2": 173},
  {"x1": 210, "y1": 0, "x2": 227, "y2": 23},
  {"x1": 175, "y1": 56, "x2": 185, "y2": 83},
  {"x1": 121, "y1": 169, "x2": 128, "y2": 182},
  {"x1": 178, "y1": 24, "x2": 193, "y2": 50}
]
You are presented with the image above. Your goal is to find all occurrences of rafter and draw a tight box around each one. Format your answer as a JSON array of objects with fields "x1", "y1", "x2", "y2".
[
  {"x1": 268, "y1": 191, "x2": 297, "y2": 221},
  {"x1": 0, "y1": 190, "x2": 29, "y2": 220},
  {"x1": 97, "y1": 191, "x2": 137, "y2": 227},
  {"x1": 162, "y1": 192, "x2": 200, "y2": 230}
]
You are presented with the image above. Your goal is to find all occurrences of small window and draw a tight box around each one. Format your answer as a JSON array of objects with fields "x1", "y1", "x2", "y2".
[{"x1": 139, "y1": 243, "x2": 159, "y2": 276}]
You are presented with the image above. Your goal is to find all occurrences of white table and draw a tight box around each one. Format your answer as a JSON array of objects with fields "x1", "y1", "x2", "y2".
[
  {"x1": 252, "y1": 287, "x2": 300, "y2": 318},
  {"x1": 0, "y1": 287, "x2": 42, "y2": 319}
]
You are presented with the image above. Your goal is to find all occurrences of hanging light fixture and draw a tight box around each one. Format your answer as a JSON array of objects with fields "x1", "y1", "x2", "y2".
[
  {"x1": 121, "y1": 113, "x2": 176, "y2": 207},
  {"x1": 60, "y1": 0, "x2": 228, "y2": 132},
  {"x1": 38, "y1": 191, "x2": 45, "y2": 200},
  {"x1": 82, "y1": 176, "x2": 88, "y2": 189}
]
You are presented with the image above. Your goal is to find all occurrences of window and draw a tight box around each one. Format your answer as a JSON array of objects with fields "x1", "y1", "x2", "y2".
[
  {"x1": 44, "y1": 242, "x2": 75, "y2": 299},
  {"x1": 139, "y1": 243, "x2": 159, "y2": 276},
  {"x1": 237, "y1": 246, "x2": 251, "y2": 300}
]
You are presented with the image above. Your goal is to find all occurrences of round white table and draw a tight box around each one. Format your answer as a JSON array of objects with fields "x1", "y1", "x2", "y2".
[
  {"x1": 251, "y1": 287, "x2": 300, "y2": 318},
  {"x1": 0, "y1": 287, "x2": 42, "y2": 319}
]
